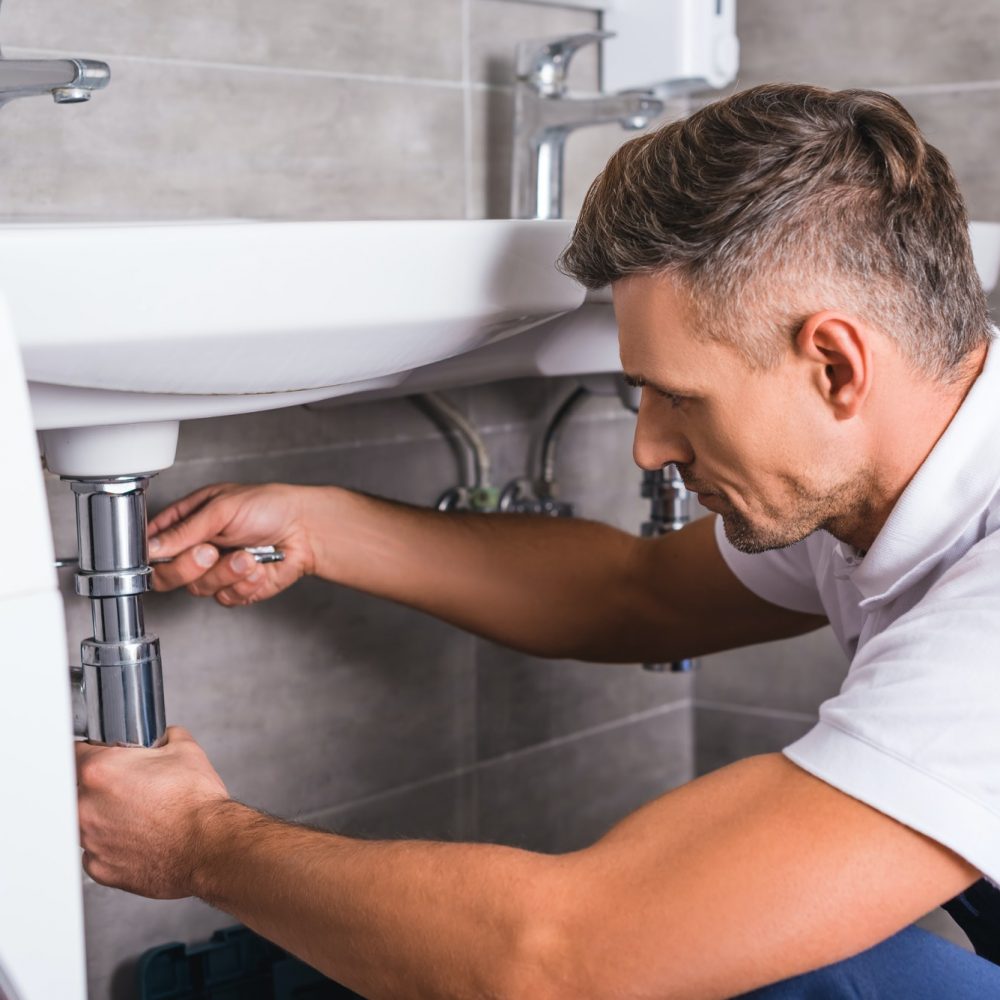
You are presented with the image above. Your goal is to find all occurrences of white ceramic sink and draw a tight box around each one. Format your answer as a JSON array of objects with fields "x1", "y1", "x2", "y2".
[
  {"x1": 2, "y1": 218, "x2": 581, "y2": 474},
  {"x1": 10, "y1": 218, "x2": 580, "y2": 418}
]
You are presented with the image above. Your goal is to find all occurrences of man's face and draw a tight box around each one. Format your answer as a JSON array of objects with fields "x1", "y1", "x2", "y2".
[{"x1": 614, "y1": 274, "x2": 865, "y2": 553}]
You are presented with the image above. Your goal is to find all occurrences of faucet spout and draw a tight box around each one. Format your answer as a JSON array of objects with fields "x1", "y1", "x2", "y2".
[
  {"x1": 510, "y1": 32, "x2": 664, "y2": 220},
  {"x1": 513, "y1": 88, "x2": 663, "y2": 220},
  {"x1": 0, "y1": 57, "x2": 110, "y2": 106}
]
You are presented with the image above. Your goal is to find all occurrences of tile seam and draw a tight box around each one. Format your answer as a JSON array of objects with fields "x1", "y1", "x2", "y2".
[
  {"x1": 294, "y1": 697, "x2": 693, "y2": 825},
  {"x1": 476, "y1": 697, "x2": 693, "y2": 769},
  {"x1": 882, "y1": 79, "x2": 1000, "y2": 97},
  {"x1": 2, "y1": 44, "x2": 511, "y2": 93},
  {"x1": 460, "y1": 0, "x2": 475, "y2": 221},
  {"x1": 728, "y1": 78, "x2": 1000, "y2": 100},
  {"x1": 694, "y1": 698, "x2": 817, "y2": 724}
]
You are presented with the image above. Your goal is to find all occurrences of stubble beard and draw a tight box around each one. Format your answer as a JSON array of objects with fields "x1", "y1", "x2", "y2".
[
  {"x1": 720, "y1": 505, "x2": 818, "y2": 554},
  {"x1": 715, "y1": 472, "x2": 873, "y2": 555}
]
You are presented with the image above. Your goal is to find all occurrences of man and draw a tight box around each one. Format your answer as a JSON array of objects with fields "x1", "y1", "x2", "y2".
[{"x1": 77, "y1": 84, "x2": 1000, "y2": 997}]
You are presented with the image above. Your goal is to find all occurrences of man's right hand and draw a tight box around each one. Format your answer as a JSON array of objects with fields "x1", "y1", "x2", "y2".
[{"x1": 147, "y1": 482, "x2": 318, "y2": 606}]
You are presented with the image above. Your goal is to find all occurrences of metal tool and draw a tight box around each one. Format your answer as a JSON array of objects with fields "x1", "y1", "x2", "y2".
[{"x1": 55, "y1": 545, "x2": 285, "y2": 569}]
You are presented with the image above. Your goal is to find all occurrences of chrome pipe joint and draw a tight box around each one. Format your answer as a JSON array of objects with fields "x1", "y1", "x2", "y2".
[{"x1": 67, "y1": 476, "x2": 165, "y2": 748}]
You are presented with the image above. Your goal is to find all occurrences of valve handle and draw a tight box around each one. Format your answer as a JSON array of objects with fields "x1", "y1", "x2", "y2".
[{"x1": 515, "y1": 30, "x2": 616, "y2": 96}]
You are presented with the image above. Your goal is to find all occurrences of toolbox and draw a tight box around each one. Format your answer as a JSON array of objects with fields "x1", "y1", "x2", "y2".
[{"x1": 137, "y1": 925, "x2": 365, "y2": 1000}]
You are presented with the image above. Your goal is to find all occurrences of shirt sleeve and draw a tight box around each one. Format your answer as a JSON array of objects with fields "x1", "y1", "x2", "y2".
[
  {"x1": 713, "y1": 516, "x2": 826, "y2": 615},
  {"x1": 783, "y1": 531, "x2": 1000, "y2": 884}
]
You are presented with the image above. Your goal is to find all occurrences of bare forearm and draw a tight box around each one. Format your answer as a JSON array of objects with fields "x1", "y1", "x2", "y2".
[
  {"x1": 302, "y1": 485, "x2": 657, "y2": 661},
  {"x1": 193, "y1": 801, "x2": 559, "y2": 1000},
  {"x1": 149, "y1": 483, "x2": 824, "y2": 660}
]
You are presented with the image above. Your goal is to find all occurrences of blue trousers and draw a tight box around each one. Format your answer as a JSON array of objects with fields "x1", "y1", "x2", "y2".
[
  {"x1": 738, "y1": 880, "x2": 1000, "y2": 998},
  {"x1": 738, "y1": 925, "x2": 1000, "y2": 998}
]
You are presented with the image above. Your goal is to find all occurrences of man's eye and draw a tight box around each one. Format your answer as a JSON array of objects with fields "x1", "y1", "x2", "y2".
[{"x1": 657, "y1": 389, "x2": 685, "y2": 408}]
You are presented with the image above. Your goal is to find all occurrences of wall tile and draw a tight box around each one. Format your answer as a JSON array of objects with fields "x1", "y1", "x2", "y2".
[
  {"x1": 3, "y1": 0, "x2": 465, "y2": 81},
  {"x1": 478, "y1": 705, "x2": 692, "y2": 853},
  {"x1": 152, "y1": 579, "x2": 476, "y2": 818},
  {"x1": 696, "y1": 627, "x2": 848, "y2": 717},
  {"x1": 695, "y1": 705, "x2": 814, "y2": 777},
  {"x1": 0, "y1": 58, "x2": 465, "y2": 221},
  {"x1": 173, "y1": 396, "x2": 450, "y2": 465},
  {"x1": 450, "y1": 373, "x2": 573, "y2": 431},
  {"x1": 552, "y1": 408, "x2": 646, "y2": 531},
  {"x1": 468, "y1": 85, "x2": 516, "y2": 219},
  {"x1": 734, "y1": 0, "x2": 1000, "y2": 90},
  {"x1": 305, "y1": 771, "x2": 476, "y2": 842},
  {"x1": 477, "y1": 638, "x2": 690, "y2": 760},
  {"x1": 901, "y1": 89, "x2": 1000, "y2": 223}
]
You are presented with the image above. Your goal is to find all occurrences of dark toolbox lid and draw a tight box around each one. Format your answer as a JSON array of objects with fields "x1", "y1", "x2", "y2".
[{"x1": 137, "y1": 925, "x2": 364, "y2": 1000}]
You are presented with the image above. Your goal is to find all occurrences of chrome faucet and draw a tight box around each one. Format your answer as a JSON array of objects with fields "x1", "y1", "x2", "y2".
[
  {"x1": 511, "y1": 32, "x2": 663, "y2": 220},
  {"x1": 0, "y1": 45, "x2": 109, "y2": 107}
]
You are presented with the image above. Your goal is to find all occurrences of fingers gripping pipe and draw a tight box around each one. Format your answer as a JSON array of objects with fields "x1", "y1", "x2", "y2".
[{"x1": 67, "y1": 477, "x2": 166, "y2": 747}]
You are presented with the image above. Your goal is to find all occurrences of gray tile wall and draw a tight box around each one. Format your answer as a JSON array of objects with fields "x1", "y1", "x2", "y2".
[{"x1": 21, "y1": 0, "x2": 995, "y2": 992}]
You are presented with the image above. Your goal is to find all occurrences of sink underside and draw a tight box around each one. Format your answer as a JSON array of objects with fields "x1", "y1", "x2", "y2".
[{"x1": 8, "y1": 219, "x2": 582, "y2": 427}]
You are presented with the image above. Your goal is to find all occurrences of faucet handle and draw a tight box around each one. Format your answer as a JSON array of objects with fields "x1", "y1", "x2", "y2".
[{"x1": 516, "y1": 30, "x2": 615, "y2": 97}]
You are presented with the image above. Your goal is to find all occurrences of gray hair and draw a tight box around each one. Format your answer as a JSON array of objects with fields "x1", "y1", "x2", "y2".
[{"x1": 559, "y1": 84, "x2": 992, "y2": 380}]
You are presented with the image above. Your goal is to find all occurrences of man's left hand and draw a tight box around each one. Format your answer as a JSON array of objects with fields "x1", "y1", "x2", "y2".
[{"x1": 76, "y1": 726, "x2": 229, "y2": 899}]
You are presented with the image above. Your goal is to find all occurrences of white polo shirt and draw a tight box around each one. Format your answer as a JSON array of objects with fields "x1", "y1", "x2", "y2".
[{"x1": 715, "y1": 337, "x2": 1000, "y2": 883}]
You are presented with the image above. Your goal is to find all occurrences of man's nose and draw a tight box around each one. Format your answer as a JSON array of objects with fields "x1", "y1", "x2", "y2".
[{"x1": 632, "y1": 394, "x2": 694, "y2": 471}]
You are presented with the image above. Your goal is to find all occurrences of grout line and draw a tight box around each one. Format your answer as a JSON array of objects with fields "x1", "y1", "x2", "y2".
[
  {"x1": 294, "y1": 698, "x2": 693, "y2": 826},
  {"x1": 693, "y1": 698, "x2": 817, "y2": 724},
  {"x1": 477, "y1": 698, "x2": 693, "y2": 770},
  {"x1": 1, "y1": 44, "x2": 508, "y2": 93},
  {"x1": 692, "y1": 77, "x2": 1000, "y2": 108},
  {"x1": 461, "y1": 0, "x2": 475, "y2": 220},
  {"x1": 880, "y1": 78, "x2": 1000, "y2": 98}
]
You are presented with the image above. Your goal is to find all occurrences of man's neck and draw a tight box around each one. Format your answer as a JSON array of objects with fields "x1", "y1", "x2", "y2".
[{"x1": 827, "y1": 344, "x2": 988, "y2": 553}]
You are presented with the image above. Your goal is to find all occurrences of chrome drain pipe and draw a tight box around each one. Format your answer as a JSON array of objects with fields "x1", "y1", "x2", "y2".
[
  {"x1": 641, "y1": 465, "x2": 695, "y2": 673},
  {"x1": 66, "y1": 476, "x2": 165, "y2": 747}
]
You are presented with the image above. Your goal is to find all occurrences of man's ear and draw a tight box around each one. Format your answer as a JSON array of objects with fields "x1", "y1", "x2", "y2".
[{"x1": 794, "y1": 311, "x2": 872, "y2": 419}]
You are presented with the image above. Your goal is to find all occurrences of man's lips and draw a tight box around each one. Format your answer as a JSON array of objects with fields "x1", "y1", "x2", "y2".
[
  {"x1": 695, "y1": 492, "x2": 728, "y2": 512},
  {"x1": 672, "y1": 467, "x2": 728, "y2": 508}
]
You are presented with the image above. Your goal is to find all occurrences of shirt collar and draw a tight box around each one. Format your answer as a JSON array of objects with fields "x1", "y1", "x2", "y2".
[{"x1": 847, "y1": 336, "x2": 1000, "y2": 606}]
